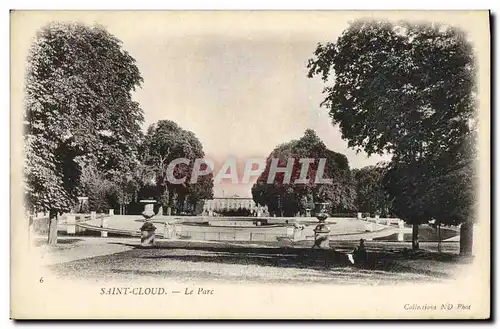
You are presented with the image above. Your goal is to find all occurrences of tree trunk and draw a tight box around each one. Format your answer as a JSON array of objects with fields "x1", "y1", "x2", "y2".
[
  {"x1": 460, "y1": 222, "x2": 473, "y2": 256},
  {"x1": 47, "y1": 209, "x2": 58, "y2": 245},
  {"x1": 412, "y1": 224, "x2": 419, "y2": 250},
  {"x1": 28, "y1": 214, "x2": 34, "y2": 245},
  {"x1": 437, "y1": 223, "x2": 442, "y2": 253}
]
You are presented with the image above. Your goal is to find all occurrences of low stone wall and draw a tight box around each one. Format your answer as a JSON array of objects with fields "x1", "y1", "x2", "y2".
[
  {"x1": 208, "y1": 220, "x2": 258, "y2": 227},
  {"x1": 174, "y1": 225, "x2": 294, "y2": 242},
  {"x1": 156, "y1": 216, "x2": 347, "y2": 225},
  {"x1": 33, "y1": 213, "x2": 95, "y2": 235},
  {"x1": 57, "y1": 214, "x2": 409, "y2": 242}
]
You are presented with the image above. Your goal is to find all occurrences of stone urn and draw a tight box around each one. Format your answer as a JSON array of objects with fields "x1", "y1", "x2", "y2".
[
  {"x1": 140, "y1": 199, "x2": 156, "y2": 220},
  {"x1": 140, "y1": 221, "x2": 157, "y2": 247},
  {"x1": 313, "y1": 202, "x2": 331, "y2": 249}
]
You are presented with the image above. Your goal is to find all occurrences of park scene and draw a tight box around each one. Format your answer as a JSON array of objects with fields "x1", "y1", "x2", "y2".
[{"x1": 24, "y1": 15, "x2": 477, "y2": 285}]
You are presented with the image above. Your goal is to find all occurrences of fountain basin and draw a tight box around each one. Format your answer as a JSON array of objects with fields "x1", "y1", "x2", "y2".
[
  {"x1": 170, "y1": 217, "x2": 291, "y2": 241},
  {"x1": 207, "y1": 218, "x2": 269, "y2": 227},
  {"x1": 175, "y1": 224, "x2": 293, "y2": 241}
]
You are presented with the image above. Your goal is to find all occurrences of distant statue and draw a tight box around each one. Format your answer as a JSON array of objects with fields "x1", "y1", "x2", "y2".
[
  {"x1": 292, "y1": 223, "x2": 304, "y2": 241},
  {"x1": 163, "y1": 221, "x2": 177, "y2": 240},
  {"x1": 293, "y1": 223, "x2": 305, "y2": 230}
]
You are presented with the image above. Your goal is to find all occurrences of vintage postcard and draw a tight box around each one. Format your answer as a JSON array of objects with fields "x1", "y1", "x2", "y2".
[{"x1": 10, "y1": 10, "x2": 491, "y2": 319}]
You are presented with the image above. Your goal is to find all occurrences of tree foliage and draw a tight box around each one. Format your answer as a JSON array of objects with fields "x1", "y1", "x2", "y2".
[
  {"x1": 140, "y1": 120, "x2": 214, "y2": 214},
  {"x1": 252, "y1": 129, "x2": 356, "y2": 216},
  {"x1": 352, "y1": 164, "x2": 392, "y2": 216},
  {"x1": 384, "y1": 131, "x2": 477, "y2": 227},
  {"x1": 79, "y1": 164, "x2": 140, "y2": 213},
  {"x1": 307, "y1": 19, "x2": 477, "y2": 231},
  {"x1": 24, "y1": 22, "x2": 144, "y2": 218},
  {"x1": 307, "y1": 20, "x2": 476, "y2": 160}
]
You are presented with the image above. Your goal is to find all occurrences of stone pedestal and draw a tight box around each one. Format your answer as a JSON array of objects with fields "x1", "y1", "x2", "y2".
[
  {"x1": 370, "y1": 215, "x2": 380, "y2": 232},
  {"x1": 140, "y1": 221, "x2": 157, "y2": 247},
  {"x1": 313, "y1": 224, "x2": 331, "y2": 248},
  {"x1": 141, "y1": 230, "x2": 155, "y2": 246},
  {"x1": 313, "y1": 203, "x2": 331, "y2": 249},
  {"x1": 101, "y1": 217, "x2": 108, "y2": 238},
  {"x1": 78, "y1": 196, "x2": 89, "y2": 212},
  {"x1": 109, "y1": 209, "x2": 114, "y2": 216},
  {"x1": 66, "y1": 215, "x2": 76, "y2": 235},
  {"x1": 357, "y1": 212, "x2": 362, "y2": 220},
  {"x1": 306, "y1": 208, "x2": 311, "y2": 217},
  {"x1": 90, "y1": 211, "x2": 96, "y2": 220}
]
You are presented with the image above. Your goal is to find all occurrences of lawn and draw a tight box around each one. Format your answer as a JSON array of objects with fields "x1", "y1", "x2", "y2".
[{"x1": 45, "y1": 238, "x2": 469, "y2": 285}]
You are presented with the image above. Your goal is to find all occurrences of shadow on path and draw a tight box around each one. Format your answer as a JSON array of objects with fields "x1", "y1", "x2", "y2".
[{"x1": 102, "y1": 240, "x2": 461, "y2": 278}]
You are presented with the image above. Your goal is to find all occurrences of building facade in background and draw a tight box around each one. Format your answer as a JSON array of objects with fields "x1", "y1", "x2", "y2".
[{"x1": 202, "y1": 196, "x2": 269, "y2": 215}]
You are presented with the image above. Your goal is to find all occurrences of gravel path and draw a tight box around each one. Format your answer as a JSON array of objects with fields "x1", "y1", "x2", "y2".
[{"x1": 33, "y1": 237, "x2": 136, "y2": 266}]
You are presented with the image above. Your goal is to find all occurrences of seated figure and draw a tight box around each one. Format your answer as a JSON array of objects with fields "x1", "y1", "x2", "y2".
[{"x1": 353, "y1": 238, "x2": 368, "y2": 264}]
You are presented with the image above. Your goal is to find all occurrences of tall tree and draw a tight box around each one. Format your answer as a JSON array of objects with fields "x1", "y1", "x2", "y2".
[
  {"x1": 307, "y1": 19, "x2": 477, "y2": 250},
  {"x1": 252, "y1": 129, "x2": 356, "y2": 216},
  {"x1": 24, "y1": 22, "x2": 144, "y2": 244},
  {"x1": 141, "y1": 120, "x2": 214, "y2": 215},
  {"x1": 384, "y1": 131, "x2": 477, "y2": 251},
  {"x1": 80, "y1": 164, "x2": 140, "y2": 215},
  {"x1": 353, "y1": 164, "x2": 392, "y2": 216}
]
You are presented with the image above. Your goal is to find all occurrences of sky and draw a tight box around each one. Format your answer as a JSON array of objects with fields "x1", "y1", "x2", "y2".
[
  {"x1": 13, "y1": 11, "x2": 488, "y2": 198},
  {"x1": 104, "y1": 12, "x2": 392, "y2": 197}
]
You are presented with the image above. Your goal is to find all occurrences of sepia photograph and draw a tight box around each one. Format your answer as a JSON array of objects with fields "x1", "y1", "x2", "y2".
[{"x1": 9, "y1": 10, "x2": 491, "y2": 319}]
